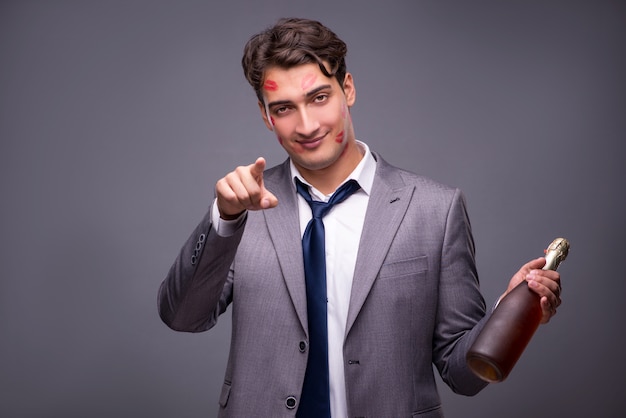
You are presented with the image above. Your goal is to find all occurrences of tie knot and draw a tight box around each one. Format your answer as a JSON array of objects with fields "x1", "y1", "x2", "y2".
[{"x1": 296, "y1": 178, "x2": 361, "y2": 220}]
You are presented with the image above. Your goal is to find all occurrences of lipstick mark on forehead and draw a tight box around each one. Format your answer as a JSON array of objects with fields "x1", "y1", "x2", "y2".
[
  {"x1": 301, "y1": 73, "x2": 317, "y2": 91},
  {"x1": 263, "y1": 80, "x2": 278, "y2": 91},
  {"x1": 335, "y1": 130, "x2": 345, "y2": 143}
]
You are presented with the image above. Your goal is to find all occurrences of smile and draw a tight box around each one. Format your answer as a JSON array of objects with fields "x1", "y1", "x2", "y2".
[{"x1": 297, "y1": 133, "x2": 327, "y2": 149}]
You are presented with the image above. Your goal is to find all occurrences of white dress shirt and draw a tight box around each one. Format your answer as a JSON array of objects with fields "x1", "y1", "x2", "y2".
[
  {"x1": 212, "y1": 141, "x2": 376, "y2": 417},
  {"x1": 290, "y1": 141, "x2": 374, "y2": 417}
]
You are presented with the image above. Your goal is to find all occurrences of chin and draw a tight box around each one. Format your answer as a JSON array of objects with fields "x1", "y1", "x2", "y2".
[
  {"x1": 294, "y1": 155, "x2": 337, "y2": 172},
  {"x1": 290, "y1": 143, "x2": 345, "y2": 171}
]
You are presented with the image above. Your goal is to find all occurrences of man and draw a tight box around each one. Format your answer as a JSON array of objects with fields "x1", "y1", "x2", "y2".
[{"x1": 158, "y1": 18, "x2": 562, "y2": 418}]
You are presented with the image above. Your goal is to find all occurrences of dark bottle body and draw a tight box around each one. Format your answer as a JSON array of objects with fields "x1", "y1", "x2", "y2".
[{"x1": 466, "y1": 281, "x2": 542, "y2": 382}]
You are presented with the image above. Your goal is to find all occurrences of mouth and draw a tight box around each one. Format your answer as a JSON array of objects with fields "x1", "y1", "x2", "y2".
[{"x1": 297, "y1": 133, "x2": 327, "y2": 149}]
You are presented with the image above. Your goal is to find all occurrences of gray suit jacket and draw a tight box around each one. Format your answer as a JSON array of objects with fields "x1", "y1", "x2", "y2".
[{"x1": 158, "y1": 152, "x2": 490, "y2": 418}]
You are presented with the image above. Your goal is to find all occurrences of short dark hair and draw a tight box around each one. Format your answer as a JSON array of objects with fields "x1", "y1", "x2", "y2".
[{"x1": 242, "y1": 18, "x2": 348, "y2": 103}]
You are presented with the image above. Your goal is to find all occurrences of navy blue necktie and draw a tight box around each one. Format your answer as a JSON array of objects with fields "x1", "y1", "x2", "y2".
[{"x1": 295, "y1": 178, "x2": 361, "y2": 418}]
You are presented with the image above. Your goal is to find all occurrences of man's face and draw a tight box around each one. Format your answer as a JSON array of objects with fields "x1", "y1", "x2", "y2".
[{"x1": 259, "y1": 63, "x2": 356, "y2": 178}]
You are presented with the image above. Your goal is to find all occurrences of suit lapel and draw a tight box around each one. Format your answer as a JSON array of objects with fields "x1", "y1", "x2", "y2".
[
  {"x1": 260, "y1": 157, "x2": 415, "y2": 338},
  {"x1": 262, "y1": 161, "x2": 309, "y2": 334},
  {"x1": 345, "y1": 156, "x2": 415, "y2": 336}
]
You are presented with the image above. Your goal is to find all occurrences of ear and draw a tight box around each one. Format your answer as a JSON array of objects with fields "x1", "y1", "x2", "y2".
[
  {"x1": 342, "y1": 72, "x2": 356, "y2": 106},
  {"x1": 258, "y1": 100, "x2": 274, "y2": 131}
]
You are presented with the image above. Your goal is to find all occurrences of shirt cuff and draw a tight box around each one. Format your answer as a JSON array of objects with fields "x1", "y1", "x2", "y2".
[
  {"x1": 492, "y1": 294, "x2": 505, "y2": 311},
  {"x1": 210, "y1": 198, "x2": 247, "y2": 237}
]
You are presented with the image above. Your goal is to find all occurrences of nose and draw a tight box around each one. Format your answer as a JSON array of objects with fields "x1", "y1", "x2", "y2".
[{"x1": 294, "y1": 108, "x2": 320, "y2": 138}]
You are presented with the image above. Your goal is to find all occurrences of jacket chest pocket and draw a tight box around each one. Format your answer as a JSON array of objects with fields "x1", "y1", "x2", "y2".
[
  {"x1": 374, "y1": 256, "x2": 431, "y2": 313},
  {"x1": 379, "y1": 255, "x2": 428, "y2": 280}
]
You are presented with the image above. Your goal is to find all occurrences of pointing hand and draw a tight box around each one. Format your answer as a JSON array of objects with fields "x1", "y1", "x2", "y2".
[{"x1": 215, "y1": 157, "x2": 279, "y2": 219}]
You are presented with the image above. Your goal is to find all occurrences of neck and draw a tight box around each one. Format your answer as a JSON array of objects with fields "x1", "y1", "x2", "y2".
[{"x1": 298, "y1": 139, "x2": 363, "y2": 195}]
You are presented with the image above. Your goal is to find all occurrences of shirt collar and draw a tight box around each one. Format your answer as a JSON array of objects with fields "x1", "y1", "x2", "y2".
[{"x1": 290, "y1": 140, "x2": 376, "y2": 199}]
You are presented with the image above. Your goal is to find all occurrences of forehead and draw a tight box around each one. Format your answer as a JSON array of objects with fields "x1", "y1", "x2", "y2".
[{"x1": 262, "y1": 63, "x2": 337, "y2": 99}]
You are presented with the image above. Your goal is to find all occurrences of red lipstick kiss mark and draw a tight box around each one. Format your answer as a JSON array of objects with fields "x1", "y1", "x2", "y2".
[
  {"x1": 301, "y1": 73, "x2": 317, "y2": 90},
  {"x1": 263, "y1": 80, "x2": 278, "y2": 91},
  {"x1": 270, "y1": 116, "x2": 275, "y2": 125},
  {"x1": 335, "y1": 130, "x2": 345, "y2": 143}
]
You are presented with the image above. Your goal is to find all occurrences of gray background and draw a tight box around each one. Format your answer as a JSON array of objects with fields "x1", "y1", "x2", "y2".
[{"x1": 1, "y1": 0, "x2": 624, "y2": 417}]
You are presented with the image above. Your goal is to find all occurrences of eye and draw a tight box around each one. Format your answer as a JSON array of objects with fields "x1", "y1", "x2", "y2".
[
  {"x1": 313, "y1": 94, "x2": 329, "y2": 103},
  {"x1": 274, "y1": 106, "x2": 291, "y2": 115}
]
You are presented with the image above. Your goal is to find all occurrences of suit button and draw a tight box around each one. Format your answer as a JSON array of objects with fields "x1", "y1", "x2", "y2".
[
  {"x1": 285, "y1": 396, "x2": 297, "y2": 409},
  {"x1": 298, "y1": 340, "x2": 307, "y2": 352}
]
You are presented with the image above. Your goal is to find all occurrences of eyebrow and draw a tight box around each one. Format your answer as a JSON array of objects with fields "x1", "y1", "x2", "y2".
[{"x1": 267, "y1": 84, "x2": 332, "y2": 108}]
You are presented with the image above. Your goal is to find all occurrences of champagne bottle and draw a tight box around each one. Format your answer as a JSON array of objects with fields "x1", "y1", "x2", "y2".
[{"x1": 466, "y1": 238, "x2": 570, "y2": 382}]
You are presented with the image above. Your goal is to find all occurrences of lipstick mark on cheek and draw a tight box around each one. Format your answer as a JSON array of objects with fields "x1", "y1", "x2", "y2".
[
  {"x1": 335, "y1": 130, "x2": 345, "y2": 143},
  {"x1": 301, "y1": 73, "x2": 317, "y2": 90},
  {"x1": 263, "y1": 80, "x2": 278, "y2": 91}
]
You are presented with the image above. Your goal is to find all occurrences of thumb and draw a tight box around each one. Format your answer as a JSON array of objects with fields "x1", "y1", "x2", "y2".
[
  {"x1": 506, "y1": 257, "x2": 546, "y2": 293},
  {"x1": 525, "y1": 257, "x2": 547, "y2": 271},
  {"x1": 260, "y1": 189, "x2": 279, "y2": 209}
]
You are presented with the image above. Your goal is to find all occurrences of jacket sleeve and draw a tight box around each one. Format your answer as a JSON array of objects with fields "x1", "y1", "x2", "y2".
[
  {"x1": 157, "y1": 207, "x2": 245, "y2": 332},
  {"x1": 432, "y1": 188, "x2": 491, "y2": 395}
]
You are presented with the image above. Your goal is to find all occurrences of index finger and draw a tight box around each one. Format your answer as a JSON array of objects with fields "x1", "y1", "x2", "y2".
[{"x1": 249, "y1": 157, "x2": 266, "y2": 181}]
